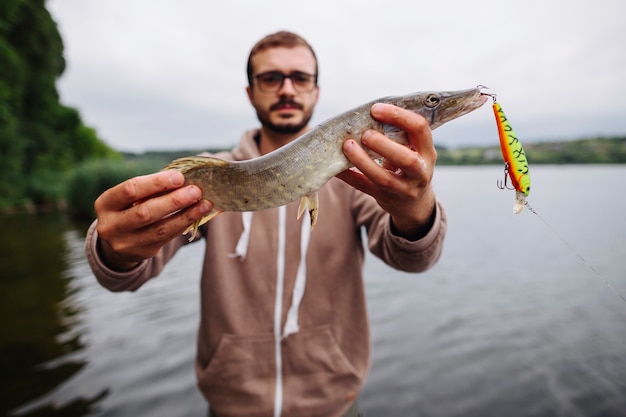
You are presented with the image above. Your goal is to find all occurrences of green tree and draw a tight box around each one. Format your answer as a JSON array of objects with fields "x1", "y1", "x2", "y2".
[{"x1": 0, "y1": 0, "x2": 119, "y2": 209}]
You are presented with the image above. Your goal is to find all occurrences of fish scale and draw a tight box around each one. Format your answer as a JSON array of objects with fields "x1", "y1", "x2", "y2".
[{"x1": 163, "y1": 87, "x2": 488, "y2": 239}]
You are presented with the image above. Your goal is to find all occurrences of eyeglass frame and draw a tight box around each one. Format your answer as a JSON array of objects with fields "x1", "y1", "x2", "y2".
[{"x1": 253, "y1": 71, "x2": 318, "y2": 93}]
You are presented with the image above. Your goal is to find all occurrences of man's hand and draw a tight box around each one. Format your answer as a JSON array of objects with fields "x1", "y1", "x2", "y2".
[
  {"x1": 94, "y1": 170, "x2": 212, "y2": 270},
  {"x1": 337, "y1": 103, "x2": 437, "y2": 241}
]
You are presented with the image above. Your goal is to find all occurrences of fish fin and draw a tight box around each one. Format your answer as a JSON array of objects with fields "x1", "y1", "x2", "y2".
[
  {"x1": 162, "y1": 155, "x2": 229, "y2": 174},
  {"x1": 513, "y1": 190, "x2": 527, "y2": 214},
  {"x1": 183, "y1": 209, "x2": 223, "y2": 241},
  {"x1": 382, "y1": 123, "x2": 409, "y2": 146},
  {"x1": 297, "y1": 192, "x2": 319, "y2": 230}
]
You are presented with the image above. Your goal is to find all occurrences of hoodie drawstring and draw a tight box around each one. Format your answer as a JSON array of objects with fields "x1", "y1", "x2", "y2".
[{"x1": 229, "y1": 208, "x2": 310, "y2": 338}]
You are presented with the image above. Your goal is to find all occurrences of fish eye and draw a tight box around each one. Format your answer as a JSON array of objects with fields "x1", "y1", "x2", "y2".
[{"x1": 425, "y1": 94, "x2": 441, "y2": 108}]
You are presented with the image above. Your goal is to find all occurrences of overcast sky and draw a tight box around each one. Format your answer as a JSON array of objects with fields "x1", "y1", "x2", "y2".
[{"x1": 47, "y1": 0, "x2": 626, "y2": 153}]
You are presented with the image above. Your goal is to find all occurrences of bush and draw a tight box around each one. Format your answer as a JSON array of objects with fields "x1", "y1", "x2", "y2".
[{"x1": 67, "y1": 158, "x2": 162, "y2": 220}]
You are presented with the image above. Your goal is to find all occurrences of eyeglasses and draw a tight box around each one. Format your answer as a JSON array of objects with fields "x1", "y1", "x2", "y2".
[{"x1": 254, "y1": 71, "x2": 317, "y2": 93}]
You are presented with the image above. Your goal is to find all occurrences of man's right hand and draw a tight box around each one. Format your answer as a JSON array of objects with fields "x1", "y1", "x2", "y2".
[{"x1": 94, "y1": 170, "x2": 212, "y2": 270}]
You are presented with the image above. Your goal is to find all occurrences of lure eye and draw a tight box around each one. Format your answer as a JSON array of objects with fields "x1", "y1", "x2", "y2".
[{"x1": 425, "y1": 94, "x2": 441, "y2": 108}]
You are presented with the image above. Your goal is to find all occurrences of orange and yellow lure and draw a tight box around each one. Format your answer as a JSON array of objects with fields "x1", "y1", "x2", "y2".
[
  {"x1": 484, "y1": 91, "x2": 626, "y2": 306},
  {"x1": 491, "y1": 99, "x2": 530, "y2": 213}
]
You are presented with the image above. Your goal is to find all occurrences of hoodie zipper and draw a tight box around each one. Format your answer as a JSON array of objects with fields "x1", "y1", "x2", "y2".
[{"x1": 273, "y1": 205, "x2": 287, "y2": 417}]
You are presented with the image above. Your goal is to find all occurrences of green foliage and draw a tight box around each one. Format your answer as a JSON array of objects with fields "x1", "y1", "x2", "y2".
[
  {"x1": 437, "y1": 137, "x2": 626, "y2": 166},
  {"x1": 0, "y1": 0, "x2": 118, "y2": 211},
  {"x1": 0, "y1": 35, "x2": 25, "y2": 206},
  {"x1": 67, "y1": 158, "x2": 163, "y2": 220},
  {"x1": 524, "y1": 137, "x2": 626, "y2": 164}
]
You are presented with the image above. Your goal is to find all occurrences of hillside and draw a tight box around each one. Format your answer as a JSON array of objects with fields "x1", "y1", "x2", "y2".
[{"x1": 436, "y1": 136, "x2": 626, "y2": 165}]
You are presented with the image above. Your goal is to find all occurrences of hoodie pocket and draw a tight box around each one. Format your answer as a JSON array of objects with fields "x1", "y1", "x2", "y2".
[
  {"x1": 198, "y1": 333, "x2": 275, "y2": 416},
  {"x1": 281, "y1": 325, "x2": 364, "y2": 415}
]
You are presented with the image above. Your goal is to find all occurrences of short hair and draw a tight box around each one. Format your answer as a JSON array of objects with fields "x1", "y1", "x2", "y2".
[{"x1": 246, "y1": 31, "x2": 318, "y2": 87}]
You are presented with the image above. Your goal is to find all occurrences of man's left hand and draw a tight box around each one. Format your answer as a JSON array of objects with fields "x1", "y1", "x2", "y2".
[{"x1": 336, "y1": 103, "x2": 437, "y2": 241}]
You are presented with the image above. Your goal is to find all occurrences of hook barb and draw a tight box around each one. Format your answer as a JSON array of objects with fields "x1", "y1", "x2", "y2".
[{"x1": 497, "y1": 163, "x2": 515, "y2": 190}]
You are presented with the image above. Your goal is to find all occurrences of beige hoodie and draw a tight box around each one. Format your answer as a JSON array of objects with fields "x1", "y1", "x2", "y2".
[{"x1": 85, "y1": 130, "x2": 447, "y2": 417}]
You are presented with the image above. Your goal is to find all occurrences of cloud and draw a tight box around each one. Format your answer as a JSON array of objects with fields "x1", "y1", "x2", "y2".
[{"x1": 49, "y1": 0, "x2": 626, "y2": 152}]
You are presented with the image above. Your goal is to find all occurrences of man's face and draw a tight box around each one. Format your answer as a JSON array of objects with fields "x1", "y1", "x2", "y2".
[{"x1": 247, "y1": 46, "x2": 319, "y2": 134}]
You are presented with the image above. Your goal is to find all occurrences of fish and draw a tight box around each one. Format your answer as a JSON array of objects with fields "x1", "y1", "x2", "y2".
[
  {"x1": 492, "y1": 101, "x2": 531, "y2": 213},
  {"x1": 164, "y1": 87, "x2": 488, "y2": 239}
]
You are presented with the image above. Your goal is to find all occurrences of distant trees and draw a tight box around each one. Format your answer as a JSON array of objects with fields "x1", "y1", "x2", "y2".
[
  {"x1": 436, "y1": 137, "x2": 626, "y2": 166},
  {"x1": 0, "y1": 0, "x2": 119, "y2": 210}
]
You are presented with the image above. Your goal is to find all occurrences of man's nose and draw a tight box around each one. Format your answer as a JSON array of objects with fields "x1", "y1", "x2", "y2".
[{"x1": 277, "y1": 77, "x2": 297, "y2": 94}]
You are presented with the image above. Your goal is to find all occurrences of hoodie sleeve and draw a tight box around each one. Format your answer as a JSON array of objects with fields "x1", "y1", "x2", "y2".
[
  {"x1": 83, "y1": 146, "x2": 243, "y2": 293},
  {"x1": 84, "y1": 220, "x2": 188, "y2": 292},
  {"x1": 353, "y1": 189, "x2": 447, "y2": 273}
]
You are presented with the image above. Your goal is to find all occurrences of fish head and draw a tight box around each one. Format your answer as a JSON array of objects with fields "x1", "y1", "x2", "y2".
[
  {"x1": 398, "y1": 88, "x2": 488, "y2": 130},
  {"x1": 379, "y1": 87, "x2": 488, "y2": 147}
]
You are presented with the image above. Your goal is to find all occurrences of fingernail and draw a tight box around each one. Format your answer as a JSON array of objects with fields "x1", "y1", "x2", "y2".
[
  {"x1": 187, "y1": 186, "x2": 201, "y2": 201},
  {"x1": 198, "y1": 200, "x2": 212, "y2": 215},
  {"x1": 370, "y1": 103, "x2": 388, "y2": 115},
  {"x1": 168, "y1": 170, "x2": 184, "y2": 186}
]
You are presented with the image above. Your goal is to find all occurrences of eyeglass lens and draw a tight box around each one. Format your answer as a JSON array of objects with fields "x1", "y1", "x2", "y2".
[{"x1": 255, "y1": 71, "x2": 316, "y2": 92}]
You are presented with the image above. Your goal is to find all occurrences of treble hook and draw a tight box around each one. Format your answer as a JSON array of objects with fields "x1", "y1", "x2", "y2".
[{"x1": 497, "y1": 163, "x2": 515, "y2": 190}]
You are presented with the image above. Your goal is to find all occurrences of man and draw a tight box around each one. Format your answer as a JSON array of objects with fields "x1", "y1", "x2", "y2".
[{"x1": 85, "y1": 31, "x2": 446, "y2": 417}]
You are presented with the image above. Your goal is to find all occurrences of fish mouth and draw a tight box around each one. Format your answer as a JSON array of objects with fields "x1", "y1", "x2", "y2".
[
  {"x1": 477, "y1": 84, "x2": 497, "y2": 102},
  {"x1": 430, "y1": 88, "x2": 488, "y2": 129}
]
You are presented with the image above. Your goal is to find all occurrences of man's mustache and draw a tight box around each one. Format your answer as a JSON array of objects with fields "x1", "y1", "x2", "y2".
[{"x1": 270, "y1": 99, "x2": 303, "y2": 111}]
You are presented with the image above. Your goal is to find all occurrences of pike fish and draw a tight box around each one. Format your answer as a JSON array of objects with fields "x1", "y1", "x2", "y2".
[{"x1": 164, "y1": 87, "x2": 488, "y2": 239}]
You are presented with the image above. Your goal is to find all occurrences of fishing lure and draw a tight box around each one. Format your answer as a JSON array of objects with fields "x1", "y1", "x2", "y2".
[
  {"x1": 481, "y1": 89, "x2": 626, "y2": 306},
  {"x1": 491, "y1": 98, "x2": 531, "y2": 213}
]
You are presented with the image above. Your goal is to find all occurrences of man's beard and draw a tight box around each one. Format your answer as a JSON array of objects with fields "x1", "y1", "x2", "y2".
[
  {"x1": 256, "y1": 99, "x2": 314, "y2": 134},
  {"x1": 259, "y1": 114, "x2": 313, "y2": 134}
]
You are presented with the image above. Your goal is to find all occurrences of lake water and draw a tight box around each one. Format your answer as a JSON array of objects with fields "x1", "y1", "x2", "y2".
[{"x1": 3, "y1": 165, "x2": 626, "y2": 417}]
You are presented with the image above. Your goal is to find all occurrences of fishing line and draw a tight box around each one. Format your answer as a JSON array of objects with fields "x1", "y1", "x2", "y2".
[
  {"x1": 524, "y1": 201, "x2": 626, "y2": 305},
  {"x1": 483, "y1": 89, "x2": 626, "y2": 306}
]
